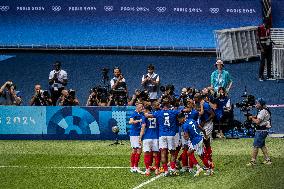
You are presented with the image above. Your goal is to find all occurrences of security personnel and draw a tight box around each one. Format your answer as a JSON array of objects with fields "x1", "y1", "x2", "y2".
[{"x1": 257, "y1": 20, "x2": 272, "y2": 81}]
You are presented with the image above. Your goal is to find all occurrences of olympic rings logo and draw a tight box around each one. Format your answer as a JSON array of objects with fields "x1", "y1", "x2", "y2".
[
  {"x1": 156, "y1": 7, "x2": 166, "y2": 13},
  {"x1": 209, "y1": 8, "x2": 219, "y2": 14},
  {"x1": 0, "y1": 6, "x2": 9, "y2": 11},
  {"x1": 104, "y1": 6, "x2": 113, "y2": 12},
  {"x1": 52, "y1": 6, "x2": 61, "y2": 12}
]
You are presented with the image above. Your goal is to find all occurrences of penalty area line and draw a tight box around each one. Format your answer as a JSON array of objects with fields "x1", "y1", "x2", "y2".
[{"x1": 133, "y1": 174, "x2": 162, "y2": 189}]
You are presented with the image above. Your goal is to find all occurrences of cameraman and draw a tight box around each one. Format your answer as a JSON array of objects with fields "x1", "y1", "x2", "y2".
[
  {"x1": 128, "y1": 89, "x2": 149, "y2": 106},
  {"x1": 49, "y1": 61, "x2": 68, "y2": 106},
  {"x1": 110, "y1": 67, "x2": 128, "y2": 106},
  {"x1": 86, "y1": 88, "x2": 100, "y2": 106},
  {"x1": 30, "y1": 84, "x2": 52, "y2": 106},
  {"x1": 247, "y1": 98, "x2": 272, "y2": 166},
  {"x1": 58, "y1": 89, "x2": 79, "y2": 106},
  {"x1": 0, "y1": 81, "x2": 22, "y2": 106},
  {"x1": 141, "y1": 64, "x2": 160, "y2": 102}
]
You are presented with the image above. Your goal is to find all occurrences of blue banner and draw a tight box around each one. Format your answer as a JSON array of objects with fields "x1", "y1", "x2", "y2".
[
  {"x1": 0, "y1": 106, "x2": 135, "y2": 140},
  {"x1": 0, "y1": 0, "x2": 262, "y2": 48}
]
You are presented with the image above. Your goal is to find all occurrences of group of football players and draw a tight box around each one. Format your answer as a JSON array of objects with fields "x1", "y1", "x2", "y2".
[{"x1": 128, "y1": 90, "x2": 217, "y2": 177}]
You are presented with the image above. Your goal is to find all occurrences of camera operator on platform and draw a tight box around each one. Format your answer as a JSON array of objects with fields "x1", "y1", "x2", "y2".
[
  {"x1": 110, "y1": 67, "x2": 128, "y2": 106},
  {"x1": 210, "y1": 60, "x2": 232, "y2": 93},
  {"x1": 141, "y1": 64, "x2": 160, "y2": 102},
  {"x1": 30, "y1": 84, "x2": 52, "y2": 106},
  {"x1": 49, "y1": 61, "x2": 68, "y2": 106},
  {"x1": 0, "y1": 81, "x2": 22, "y2": 106},
  {"x1": 247, "y1": 98, "x2": 272, "y2": 166},
  {"x1": 58, "y1": 89, "x2": 79, "y2": 106}
]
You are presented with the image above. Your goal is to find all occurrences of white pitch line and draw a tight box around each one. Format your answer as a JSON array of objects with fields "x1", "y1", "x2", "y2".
[
  {"x1": 0, "y1": 165, "x2": 129, "y2": 169},
  {"x1": 133, "y1": 174, "x2": 163, "y2": 189}
]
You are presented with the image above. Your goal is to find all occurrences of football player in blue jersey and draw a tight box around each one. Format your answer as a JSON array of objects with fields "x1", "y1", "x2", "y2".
[
  {"x1": 146, "y1": 98, "x2": 180, "y2": 176},
  {"x1": 178, "y1": 112, "x2": 213, "y2": 176},
  {"x1": 139, "y1": 105, "x2": 160, "y2": 176},
  {"x1": 178, "y1": 98, "x2": 200, "y2": 173},
  {"x1": 194, "y1": 93, "x2": 215, "y2": 143},
  {"x1": 129, "y1": 102, "x2": 144, "y2": 173}
]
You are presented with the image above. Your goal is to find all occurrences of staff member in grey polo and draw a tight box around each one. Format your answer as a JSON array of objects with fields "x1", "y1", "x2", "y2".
[{"x1": 247, "y1": 98, "x2": 272, "y2": 166}]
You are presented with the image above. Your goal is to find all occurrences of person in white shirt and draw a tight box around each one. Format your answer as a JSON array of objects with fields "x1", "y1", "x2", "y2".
[
  {"x1": 110, "y1": 67, "x2": 127, "y2": 106},
  {"x1": 141, "y1": 64, "x2": 160, "y2": 102},
  {"x1": 49, "y1": 61, "x2": 68, "y2": 105}
]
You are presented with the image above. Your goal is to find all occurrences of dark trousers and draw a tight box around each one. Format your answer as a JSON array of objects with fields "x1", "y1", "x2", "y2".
[
  {"x1": 50, "y1": 88, "x2": 64, "y2": 106},
  {"x1": 259, "y1": 47, "x2": 272, "y2": 79}
]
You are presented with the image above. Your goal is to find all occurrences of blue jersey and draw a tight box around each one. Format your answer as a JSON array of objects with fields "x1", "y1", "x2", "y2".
[
  {"x1": 153, "y1": 109, "x2": 180, "y2": 136},
  {"x1": 129, "y1": 111, "x2": 143, "y2": 136},
  {"x1": 214, "y1": 97, "x2": 229, "y2": 121},
  {"x1": 200, "y1": 102, "x2": 212, "y2": 122},
  {"x1": 187, "y1": 108, "x2": 199, "y2": 121},
  {"x1": 142, "y1": 116, "x2": 159, "y2": 140},
  {"x1": 182, "y1": 119, "x2": 202, "y2": 145}
]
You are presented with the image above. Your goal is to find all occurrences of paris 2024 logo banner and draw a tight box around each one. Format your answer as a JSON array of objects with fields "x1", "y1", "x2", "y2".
[{"x1": 46, "y1": 106, "x2": 135, "y2": 139}]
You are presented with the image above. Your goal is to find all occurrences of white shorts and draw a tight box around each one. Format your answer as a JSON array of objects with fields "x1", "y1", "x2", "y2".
[
  {"x1": 193, "y1": 139, "x2": 204, "y2": 156},
  {"x1": 181, "y1": 132, "x2": 189, "y2": 146},
  {"x1": 130, "y1": 136, "x2": 141, "y2": 148},
  {"x1": 142, "y1": 139, "x2": 159, "y2": 152},
  {"x1": 159, "y1": 136, "x2": 176, "y2": 150},
  {"x1": 204, "y1": 121, "x2": 213, "y2": 138},
  {"x1": 187, "y1": 139, "x2": 194, "y2": 151},
  {"x1": 174, "y1": 133, "x2": 181, "y2": 148}
]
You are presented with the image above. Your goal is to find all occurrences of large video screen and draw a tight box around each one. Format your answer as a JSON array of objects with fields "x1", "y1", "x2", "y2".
[{"x1": 0, "y1": 0, "x2": 262, "y2": 48}]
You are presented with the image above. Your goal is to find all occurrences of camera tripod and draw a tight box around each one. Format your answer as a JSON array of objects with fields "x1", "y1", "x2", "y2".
[{"x1": 109, "y1": 132, "x2": 124, "y2": 146}]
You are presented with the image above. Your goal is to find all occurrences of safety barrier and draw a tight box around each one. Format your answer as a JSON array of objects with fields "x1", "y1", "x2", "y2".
[
  {"x1": 271, "y1": 28, "x2": 284, "y2": 79},
  {"x1": 214, "y1": 26, "x2": 260, "y2": 62}
]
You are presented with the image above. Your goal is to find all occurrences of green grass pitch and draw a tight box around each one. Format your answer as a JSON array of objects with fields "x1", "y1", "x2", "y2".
[{"x1": 0, "y1": 138, "x2": 283, "y2": 189}]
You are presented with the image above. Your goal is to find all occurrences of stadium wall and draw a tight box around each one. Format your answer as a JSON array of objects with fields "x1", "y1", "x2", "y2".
[{"x1": 0, "y1": 106, "x2": 135, "y2": 140}]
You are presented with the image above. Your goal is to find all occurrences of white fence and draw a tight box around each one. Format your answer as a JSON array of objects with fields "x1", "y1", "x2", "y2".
[
  {"x1": 271, "y1": 28, "x2": 284, "y2": 79},
  {"x1": 214, "y1": 26, "x2": 259, "y2": 62}
]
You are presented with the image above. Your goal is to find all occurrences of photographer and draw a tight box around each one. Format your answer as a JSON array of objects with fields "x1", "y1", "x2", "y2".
[
  {"x1": 159, "y1": 84, "x2": 177, "y2": 106},
  {"x1": 49, "y1": 61, "x2": 68, "y2": 106},
  {"x1": 213, "y1": 87, "x2": 232, "y2": 138},
  {"x1": 128, "y1": 89, "x2": 149, "y2": 106},
  {"x1": 86, "y1": 87, "x2": 100, "y2": 106},
  {"x1": 58, "y1": 89, "x2": 79, "y2": 106},
  {"x1": 0, "y1": 81, "x2": 22, "y2": 106},
  {"x1": 178, "y1": 88, "x2": 189, "y2": 106},
  {"x1": 30, "y1": 84, "x2": 52, "y2": 106},
  {"x1": 247, "y1": 98, "x2": 272, "y2": 166},
  {"x1": 110, "y1": 67, "x2": 128, "y2": 106},
  {"x1": 141, "y1": 64, "x2": 160, "y2": 102}
]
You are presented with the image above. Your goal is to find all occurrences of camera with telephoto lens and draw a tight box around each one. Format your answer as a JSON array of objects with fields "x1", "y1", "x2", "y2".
[
  {"x1": 6, "y1": 81, "x2": 16, "y2": 90},
  {"x1": 135, "y1": 89, "x2": 149, "y2": 101},
  {"x1": 236, "y1": 94, "x2": 255, "y2": 112}
]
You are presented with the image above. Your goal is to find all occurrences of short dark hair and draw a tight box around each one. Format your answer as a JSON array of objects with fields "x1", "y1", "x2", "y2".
[
  {"x1": 113, "y1": 66, "x2": 121, "y2": 72},
  {"x1": 177, "y1": 112, "x2": 186, "y2": 119},
  {"x1": 54, "y1": 61, "x2": 61, "y2": 67},
  {"x1": 147, "y1": 64, "x2": 155, "y2": 70}
]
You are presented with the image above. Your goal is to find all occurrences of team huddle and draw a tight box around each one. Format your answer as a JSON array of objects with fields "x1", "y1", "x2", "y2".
[{"x1": 128, "y1": 96, "x2": 215, "y2": 177}]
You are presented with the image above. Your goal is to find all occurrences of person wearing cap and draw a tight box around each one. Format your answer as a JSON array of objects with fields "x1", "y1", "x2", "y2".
[
  {"x1": 0, "y1": 80, "x2": 22, "y2": 105},
  {"x1": 247, "y1": 98, "x2": 272, "y2": 166},
  {"x1": 141, "y1": 64, "x2": 160, "y2": 102},
  {"x1": 210, "y1": 59, "x2": 232, "y2": 93}
]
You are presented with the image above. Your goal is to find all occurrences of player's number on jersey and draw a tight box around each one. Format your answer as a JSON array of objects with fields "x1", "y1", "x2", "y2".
[
  {"x1": 164, "y1": 113, "x2": 170, "y2": 127},
  {"x1": 149, "y1": 118, "x2": 156, "y2": 128},
  {"x1": 190, "y1": 121, "x2": 199, "y2": 135}
]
